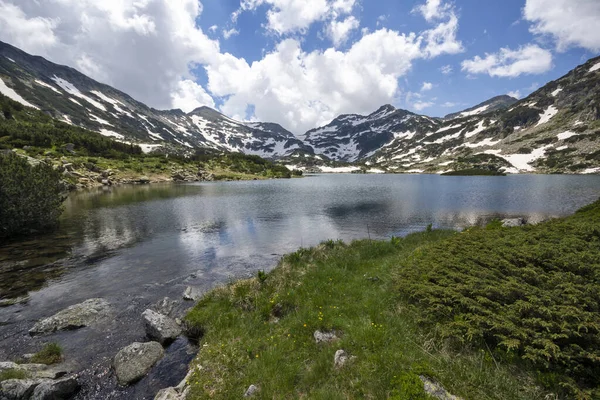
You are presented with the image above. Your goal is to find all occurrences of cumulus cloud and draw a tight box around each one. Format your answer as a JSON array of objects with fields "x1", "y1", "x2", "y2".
[
  {"x1": 325, "y1": 16, "x2": 360, "y2": 47},
  {"x1": 0, "y1": 0, "x2": 220, "y2": 111},
  {"x1": 421, "y1": 82, "x2": 433, "y2": 91},
  {"x1": 171, "y1": 79, "x2": 216, "y2": 112},
  {"x1": 223, "y1": 28, "x2": 240, "y2": 39},
  {"x1": 414, "y1": 0, "x2": 451, "y2": 22},
  {"x1": 524, "y1": 0, "x2": 600, "y2": 52},
  {"x1": 413, "y1": 101, "x2": 434, "y2": 111},
  {"x1": 507, "y1": 90, "x2": 522, "y2": 99},
  {"x1": 461, "y1": 45, "x2": 553, "y2": 78}
]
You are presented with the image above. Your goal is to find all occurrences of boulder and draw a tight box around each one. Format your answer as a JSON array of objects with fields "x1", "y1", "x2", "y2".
[
  {"x1": 314, "y1": 330, "x2": 338, "y2": 344},
  {"x1": 113, "y1": 342, "x2": 164, "y2": 386},
  {"x1": 419, "y1": 376, "x2": 462, "y2": 400},
  {"x1": 152, "y1": 297, "x2": 178, "y2": 318},
  {"x1": 334, "y1": 350, "x2": 350, "y2": 368},
  {"x1": 142, "y1": 309, "x2": 182, "y2": 345},
  {"x1": 183, "y1": 287, "x2": 202, "y2": 302},
  {"x1": 244, "y1": 384, "x2": 259, "y2": 397},
  {"x1": 29, "y1": 299, "x2": 111, "y2": 336},
  {"x1": 30, "y1": 377, "x2": 79, "y2": 400},
  {"x1": 501, "y1": 218, "x2": 526, "y2": 228},
  {"x1": 154, "y1": 387, "x2": 181, "y2": 400},
  {"x1": 0, "y1": 379, "x2": 40, "y2": 400}
]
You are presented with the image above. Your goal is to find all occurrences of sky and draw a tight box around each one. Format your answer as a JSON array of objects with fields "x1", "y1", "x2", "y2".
[{"x1": 0, "y1": 0, "x2": 599, "y2": 135}]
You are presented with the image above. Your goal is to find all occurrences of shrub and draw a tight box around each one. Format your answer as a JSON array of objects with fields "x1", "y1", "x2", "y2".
[
  {"x1": 0, "y1": 154, "x2": 64, "y2": 240},
  {"x1": 0, "y1": 369, "x2": 27, "y2": 382},
  {"x1": 30, "y1": 343, "x2": 63, "y2": 365}
]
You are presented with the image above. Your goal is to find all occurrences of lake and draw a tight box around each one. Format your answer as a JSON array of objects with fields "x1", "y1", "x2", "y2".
[{"x1": 1, "y1": 173, "x2": 600, "y2": 399}]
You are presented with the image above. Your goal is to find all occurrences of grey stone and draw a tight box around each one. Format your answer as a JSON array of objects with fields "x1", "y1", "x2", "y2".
[
  {"x1": 0, "y1": 296, "x2": 29, "y2": 308},
  {"x1": 29, "y1": 299, "x2": 111, "y2": 335},
  {"x1": 113, "y1": 342, "x2": 164, "y2": 386},
  {"x1": 501, "y1": 218, "x2": 526, "y2": 227},
  {"x1": 244, "y1": 384, "x2": 259, "y2": 397},
  {"x1": 142, "y1": 309, "x2": 182, "y2": 345},
  {"x1": 314, "y1": 330, "x2": 338, "y2": 344},
  {"x1": 0, "y1": 362, "x2": 47, "y2": 374},
  {"x1": 30, "y1": 377, "x2": 79, "y2": 400},
  {"x1": 101, "y1": 179, "x2": 111, "y2": 186},
  {"x1": 152, "y1": 297, "x2": 178, "y2": 318},
  {"x1": 183, "y1": 287, "x2": 202, "y2": 301},
  {"x1": 154, "y1": 387, "x2": 181, "y2": 400},
  {"x1": 419, "y1": 376, "x2": 462, "y2": 400},
  {"x1": 334, "y1": 350, "x2": 349, "y2": 368},
  {"x1": 0, "y1": 379, "x2": 40, "y2": 400}
]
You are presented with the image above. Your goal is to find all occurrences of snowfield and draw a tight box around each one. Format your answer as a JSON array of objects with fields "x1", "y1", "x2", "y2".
[
  {"x1": 0, "y1": 77, "x2": 38, "y2": 109},
  {"x1": 537, "y1": 106, "x2": 558, "y2": 126}
]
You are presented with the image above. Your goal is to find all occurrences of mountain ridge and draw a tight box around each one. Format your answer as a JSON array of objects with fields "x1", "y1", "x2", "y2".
[{"x1": 1, "y1": 39, "x2": 599, "y2": 173}]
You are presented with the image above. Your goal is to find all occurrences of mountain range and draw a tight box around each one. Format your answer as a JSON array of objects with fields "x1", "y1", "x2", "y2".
[{"x1": 1, "y1": 40, "x2": 599, "y2": 174}]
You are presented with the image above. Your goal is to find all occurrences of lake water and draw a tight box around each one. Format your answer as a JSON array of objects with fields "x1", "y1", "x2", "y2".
[{"x1": 1, "y1": 173, "x2": 600, "y2": 399}]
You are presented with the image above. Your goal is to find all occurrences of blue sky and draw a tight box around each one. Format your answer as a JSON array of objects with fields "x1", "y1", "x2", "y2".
[{"x1": 1, "y1": 0, "x2": 599, "y2": 134}]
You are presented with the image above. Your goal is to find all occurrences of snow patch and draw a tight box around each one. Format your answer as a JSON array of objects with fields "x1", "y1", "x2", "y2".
[
  {"x1": 589, "y1": 62, "x2": 600, "y2": 73},
  {"x1": 536, "y1": 106, "x2": 558, "y2": 126},
  {"x1": 551, "y1": 88, "x2": 562, "y2": 97},
  {"x1": 464, "y1": 120, "x2": 486, "y2": 138},
  {"x1": 368, "y1": 168, "x2": 386, "y2": 174},
  {"x1": 34, "y1": 80, "x2": 61, "y2": 94},
  {"x1": 556, "y1": 145, "x2": 568, "y2": 151},
  {"x1": 465, "y1": 138, "x2": 501, "y2": 148},
  {"x1": 557, "y1": 131, "x2": 578, "y2": 141},
  {"x1": 51, "y1": 76, "x2": 107, "y2": 111},
  {"x1": 69, "y1": 98, "x2": 82, "y2": 106},
  {"x1": 89, "y1": 114, "x2": 113, "y2": 126},
  {"x1": 405, "y1": 169, "x2": 424, "y2": 173},
  {"x1": 438, "y1": 161, "x2": 453, "y2": 166},
  {"x1": 139, "y1": 144, "x2": 163, "y2": 153},
  {"x1": 319, "y1": 166, "x2": 361, "y2": 173},
  {"x1": 0, "y1": 77, "x2": 38, "y2": 109},
  {"x1": 496, "y1": 145, "x2": 552, "y2": 172},
  {"x1": 460, "y1": 104, "x2": 490, "y2": 118},
  {"x1": 5, "y1": 57, "x2": 15, "y2": 63},
  {"x1": 99, "y1": 129, "x2": 124, "y2": 139},
  {"x1": 583, "y1": 167, "x2": 600, "y2": 174}
]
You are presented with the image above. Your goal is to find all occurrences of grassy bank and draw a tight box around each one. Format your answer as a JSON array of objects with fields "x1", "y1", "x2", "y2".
[{"x1": 184, "y1": 200, "x2": 600, "y2": 399}]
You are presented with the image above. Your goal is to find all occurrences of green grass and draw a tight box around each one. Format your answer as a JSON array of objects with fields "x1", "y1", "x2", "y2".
[
  {"x1": 185, "y1": 227, "x2": 561, "y2": 399},
  {"x1": 30, "y1": 343, "x2": 63, "y2": 365},
  {"x1": 0, "y1": 369, "x2": 27, "y2": 382}
]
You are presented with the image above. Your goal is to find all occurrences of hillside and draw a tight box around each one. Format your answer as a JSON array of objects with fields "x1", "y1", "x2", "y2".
[
  {"x1": 181, "y1": 199, "x2": 600, "y2": 399},
  {"x1": 1, "y1": 39, "x2": 599, "y2": 174}
]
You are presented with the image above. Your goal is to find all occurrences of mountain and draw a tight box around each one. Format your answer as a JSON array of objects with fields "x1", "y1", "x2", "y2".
[
  {"x1": 0, "y1": 40, "x2": 309, "y2": 158},
  {"x1": 1, "y1": 39, "x2": 599, "y2": 174},
  {"x1": 365, "y1": 56, "x2": 600, "y2": 174},
  {"x1": 444, "y1": 95, "x2": 518, "y2": 120}
]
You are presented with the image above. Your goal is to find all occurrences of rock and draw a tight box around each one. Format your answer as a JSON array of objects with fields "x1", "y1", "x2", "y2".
[
  {"x1": 84, "y1": 163, "x2": 101, "y2": 173},
  {"x1": 30, "y1": 377, "x2": 79, "y2": 400},
  {"x1": 0, "y1": 379, "x2": 40, "y2": 400},
  {"x1": 244, "y1": 384, "x2": 259, "y2": 397},
  {"x1": 419, "y1": 376, "x2": 462, "y2": 400},
  {"x1": 62, "y1": 164, "x2": 74, "y2": 172},
  {"x1": 62, "y1": 144, "x2": 75, "y2": 154},
  {"x1": 0, "y1": 362, "x2": 47, "y2": 374},
  {"x1": 0, "y1": 296, "x2": 29, "y2": 308},
  {"x1": 152, "y1": 297, "x2": 178, "y2": 318},
  {"x1": 183, "y1": 286, "x2": 202, "y2": 301},
  {"x1": 137, "y1": 176, "x2": 150, "y2": 184},
  {"x1": 29, "y1": 298, "x2": 111, "y2": 336},
  {"x1": 101, "y1": 169, "x2": 113, "y2": 178},
  {"x1": 501, "y1": 218, "x2": 526, "y2": 228},
  {"x1": 154, "y1": 387, "x2": 181, "y2": 400},
  {"x1": 101, "y1": 179, "x2": 111, "y2": 186},
  {"x1": 142, "y1": 309, "x2": 182, "y2": 345},
  {"x1": 113, "y1": 342, "x2": 164, "y2": 386},
  {"x1": 334, "y1": 350, "x2": 349, "y2": 368},
  {"x1": 314, "y1": 330, "x2": 338, "y2": 344}
]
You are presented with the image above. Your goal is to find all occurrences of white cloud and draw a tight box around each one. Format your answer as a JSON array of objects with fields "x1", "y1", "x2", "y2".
[
  {"x1": 223, "y1": 28, "x2": 239, "y2": 39},
  {"x1": 524, "y1": 0, "x2": 600, "y2": 52},
  {"x1": 441, "y1": 101, "x2": 459, "y2": 108},
  {"x1": 421, "y1": 82, "x2": 433, "y2": 91},
  {"x1": 0, "y1": 0, "x2": 220, "y2": 111},
  {"x1": 507, "y1": 90, "x2": 522, "y2": 99},
  {"x1": 440, "y1": 65, "x2": 453, "y2": 75},
  {"x1": 171, "y1": 79, "x2": 216, "y2": 112},
  {"x1": 209, "y1": 25, "x2": 218, "y2": 32},
  {"x1": 414, "y1": 0, "x2": 451, "y2": 22},
  {"x1": 413, "y1": 101, "x2": 434, "y2": 111},
  {"x1": 422, "y1": 13, "x2": 463, "y2": 57},
  {"x1": 207, "y1": 30, "x2": 426, "y2": 133},
  {"x1": 326, "y1": 16, "x2": 360, "y2": 47},
  {"x1": 461, "y1": 45, "x2": 553, "y2": 78}
]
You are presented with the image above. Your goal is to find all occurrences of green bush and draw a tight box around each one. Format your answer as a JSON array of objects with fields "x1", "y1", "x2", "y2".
[
  {"x1": 0, "y1": 369, "x2": 27, "y2": 382},
  {"x1": 0, "y1": 154, "x2": 64, "y2": 240},
  {"x1": 30, "y1": 343, "x2": 63, "y2": 365}
]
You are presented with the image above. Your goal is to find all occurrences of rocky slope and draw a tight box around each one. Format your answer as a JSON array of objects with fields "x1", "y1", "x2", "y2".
[
  {"x1": 0, "y1": 40, "x2": 308, "y2": 159},
  {"x1": 444, "y1": 95, "x2": 518, "y2": 120}
]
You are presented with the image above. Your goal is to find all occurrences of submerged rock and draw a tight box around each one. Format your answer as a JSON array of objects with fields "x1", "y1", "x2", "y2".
[
  {"x1": 142, "y1": 309, "x2": 182, "y2": 345},
  {"x1": 30, "y1": 377, "x2": 79, "y2": 400},
  {"x1": 29, "y1": 299, "x2": 111, "y2": 336},
  {"x1": 419, "y1": 376, "x2": 462, "y2": 400},
  {"x1": 314, "y1": 330, "x2": 338, "y2": 344},
  {"x1": 113, "y1": 342, "x2": 164, "y2": 386}
]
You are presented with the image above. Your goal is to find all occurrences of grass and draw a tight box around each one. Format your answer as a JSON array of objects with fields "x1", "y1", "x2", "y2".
[
  {"x1": 30, "y1": 343, "x2": 63, "y2": 365},
  {"x1": 184, "y1": 227, "x2": 564, "y2": 399},
  {"x1": 0, "y1": 369, "x2": 27, "y2": 382}
]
